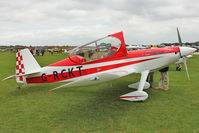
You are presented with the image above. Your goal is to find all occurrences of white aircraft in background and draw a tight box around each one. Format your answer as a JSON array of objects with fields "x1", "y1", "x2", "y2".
[{"x1": 126, "y1": 45, "x2": 146, "y2": 50}]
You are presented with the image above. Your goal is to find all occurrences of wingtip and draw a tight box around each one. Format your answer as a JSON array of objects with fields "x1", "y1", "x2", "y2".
[
  {"x1": 50, "y1": 84, "x2": 66, "y2": 91},
  {"x1": 50, "y1": 88, "x2": 57, "y2": 91}
]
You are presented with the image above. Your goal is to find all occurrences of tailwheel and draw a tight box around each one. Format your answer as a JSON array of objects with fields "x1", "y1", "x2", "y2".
[
  {"x1": 16, "y1": 83, "x2": 23, "y2": 90},
  {"x1": 16, "y1": 86, "x2": 21, "y2": 90}
]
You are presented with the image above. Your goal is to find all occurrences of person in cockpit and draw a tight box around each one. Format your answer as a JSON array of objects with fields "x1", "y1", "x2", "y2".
[{"x1": 107, "y1": 46, "x2": 118, "y2": 56}]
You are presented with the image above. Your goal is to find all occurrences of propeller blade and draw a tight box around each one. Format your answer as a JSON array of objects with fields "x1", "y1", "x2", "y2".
[
  {"x1": 177, "y1": 27, "x2": 183, "y2": 58},
  {"x1": 177, "y1": 27, "x2": 183, "y2": 46},
  {"x1": 183, "y1": 57, "x2": 190, "y2": 80}
]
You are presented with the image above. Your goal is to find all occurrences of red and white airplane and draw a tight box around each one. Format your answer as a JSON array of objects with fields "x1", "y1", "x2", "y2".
[{"x1": 3, "y1": 31, "x2": 196, "y2": 101}]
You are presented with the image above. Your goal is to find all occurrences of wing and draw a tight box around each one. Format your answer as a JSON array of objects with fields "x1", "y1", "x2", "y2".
[{"x1": 51, "y1": 66, "x2": 137, "y2": 91}]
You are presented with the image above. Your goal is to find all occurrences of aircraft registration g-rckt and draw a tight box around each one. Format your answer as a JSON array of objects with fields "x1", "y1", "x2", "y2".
[{"x1": 3, "y1": 31, "x2": 196, "y2": 101}]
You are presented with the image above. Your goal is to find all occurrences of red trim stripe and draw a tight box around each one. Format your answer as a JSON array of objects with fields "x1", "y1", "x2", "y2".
[
  {"x1": 120, "y1": 96, "x2": 142, "y2": 98},
  {"x1": 26, "y1": 57, "x2": 159, "y2": 83}
]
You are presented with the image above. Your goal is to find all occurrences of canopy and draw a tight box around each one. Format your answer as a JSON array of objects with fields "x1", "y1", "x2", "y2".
[{"x1": 68, "y1": 31, "x2": 127, "y2": 64}]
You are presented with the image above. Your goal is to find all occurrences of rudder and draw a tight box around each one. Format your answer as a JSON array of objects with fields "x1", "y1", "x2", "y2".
[{"x1": 16, "y1": 49, "x2": 41, "y2": 83}]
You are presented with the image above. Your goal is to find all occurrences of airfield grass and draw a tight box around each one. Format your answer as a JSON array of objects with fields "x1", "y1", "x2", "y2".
[{"x1": 0, "y1": 51, "x2": 199, "y2": 133}]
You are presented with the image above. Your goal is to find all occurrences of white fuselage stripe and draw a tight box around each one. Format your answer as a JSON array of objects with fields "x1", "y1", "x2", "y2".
[{"x1": 43, "y1": 53, "x2": 170, "y2": 71}]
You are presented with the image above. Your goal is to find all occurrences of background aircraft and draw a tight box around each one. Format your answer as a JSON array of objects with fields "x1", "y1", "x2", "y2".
[
  {"x1": 3, "y1": 31, "x2": 196, "y2": 101},
  {"x1": 192, "y1": 45, "x2": 199, "y2": 51},
  {"x1": 126, "y1": 45, "x2": 146, "y2": 50}
]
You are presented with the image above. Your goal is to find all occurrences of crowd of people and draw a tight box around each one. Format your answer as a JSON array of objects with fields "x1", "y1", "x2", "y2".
[
  {"x1": 29, "y1": 48, "x2": 46, "y2": 56},
  {"x1": 26, "y1": 48, "x2": 60, "y2": 56}
]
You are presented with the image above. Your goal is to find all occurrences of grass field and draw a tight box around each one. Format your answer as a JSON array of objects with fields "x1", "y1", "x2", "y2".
[{"x1": 0, "y1": 51, "x2": 199, "y2": 133}]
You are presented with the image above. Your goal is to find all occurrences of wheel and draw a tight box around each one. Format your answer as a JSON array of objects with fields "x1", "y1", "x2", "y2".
[
  {"x1": 16, "y1": 86, "x2": 21, "y2": 90},
  {"x1": 176, "y1": 66, "x2": 182, "y2": 71}
]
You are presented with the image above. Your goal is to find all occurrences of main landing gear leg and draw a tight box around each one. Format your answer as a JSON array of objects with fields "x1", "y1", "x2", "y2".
[{"x1": 120, "y1": 70, "x2": 149, "y2": 102}]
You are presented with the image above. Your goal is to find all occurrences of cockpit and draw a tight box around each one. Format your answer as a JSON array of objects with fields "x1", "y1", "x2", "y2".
[{"x1": 68, "y1": 32, "x2": 127, "y2": 64}]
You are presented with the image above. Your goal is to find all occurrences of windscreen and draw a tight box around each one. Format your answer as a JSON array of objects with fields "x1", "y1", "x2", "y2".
[{"x1": 69, "y1": 36, "x2": 121, "y2": 64}]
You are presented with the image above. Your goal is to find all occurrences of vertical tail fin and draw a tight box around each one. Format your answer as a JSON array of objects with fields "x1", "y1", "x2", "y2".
[{"x1": 16, "y1": 49, "x2": 41, "y2": 83}]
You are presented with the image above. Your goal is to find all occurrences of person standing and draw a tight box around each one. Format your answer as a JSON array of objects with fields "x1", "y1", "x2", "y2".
[
  {"x1": 41, "y1": 49, "x2": 45, "y2": 56},
  {"x1": 50, "y1": 49, "x2": 54, "y2": 55},
  {"x1": 146, "y1": 45, "x2": 154, "y2": 88},
  {"x1": 30, "y1": 49, "x2": 34, "y2": 55},
  {"x1": 155, "y1": 66, "x2": 169, "y2": 91},
  {"x1": 36, "y1": 49, "x2": 39, "y2": 56},
  {"x1": 147, "y1": 72, "x2": 154, "y2": 88},
  {"x1": 107, "y1": 46, "x2": 118, "y2": 56}
]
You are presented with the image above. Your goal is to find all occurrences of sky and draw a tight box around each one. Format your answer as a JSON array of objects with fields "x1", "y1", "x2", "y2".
[{"x1": 0, "y1": 0, "x2": 199, "y2": 46}]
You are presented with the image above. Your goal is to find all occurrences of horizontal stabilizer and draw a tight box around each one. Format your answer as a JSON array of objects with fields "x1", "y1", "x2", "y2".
[
  {"x1": 2, "y1": 75, "x2": 16, "y2": 81},
  {"x1": 2, "y1": 71, "x2": 40, "y2": 81}
]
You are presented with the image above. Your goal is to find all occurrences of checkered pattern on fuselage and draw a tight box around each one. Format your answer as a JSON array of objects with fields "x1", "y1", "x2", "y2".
[{"x1": 16, "y1": 52, "x2": 25, "y2": 81}]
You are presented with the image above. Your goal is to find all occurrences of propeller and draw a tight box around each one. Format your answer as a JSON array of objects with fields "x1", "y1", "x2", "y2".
[
  {"x1": 183, "y1": 57, "x2": 190, "y2": 80},
  {"x1": 177, "y1": 27, "x2": 190, "y2": 80},
  {"x1": 177, "y1": 27, "x2": 183, "y2": 46},
  {"x1": 177, "y1": 27, "x2": 183, "y2": 58}
]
